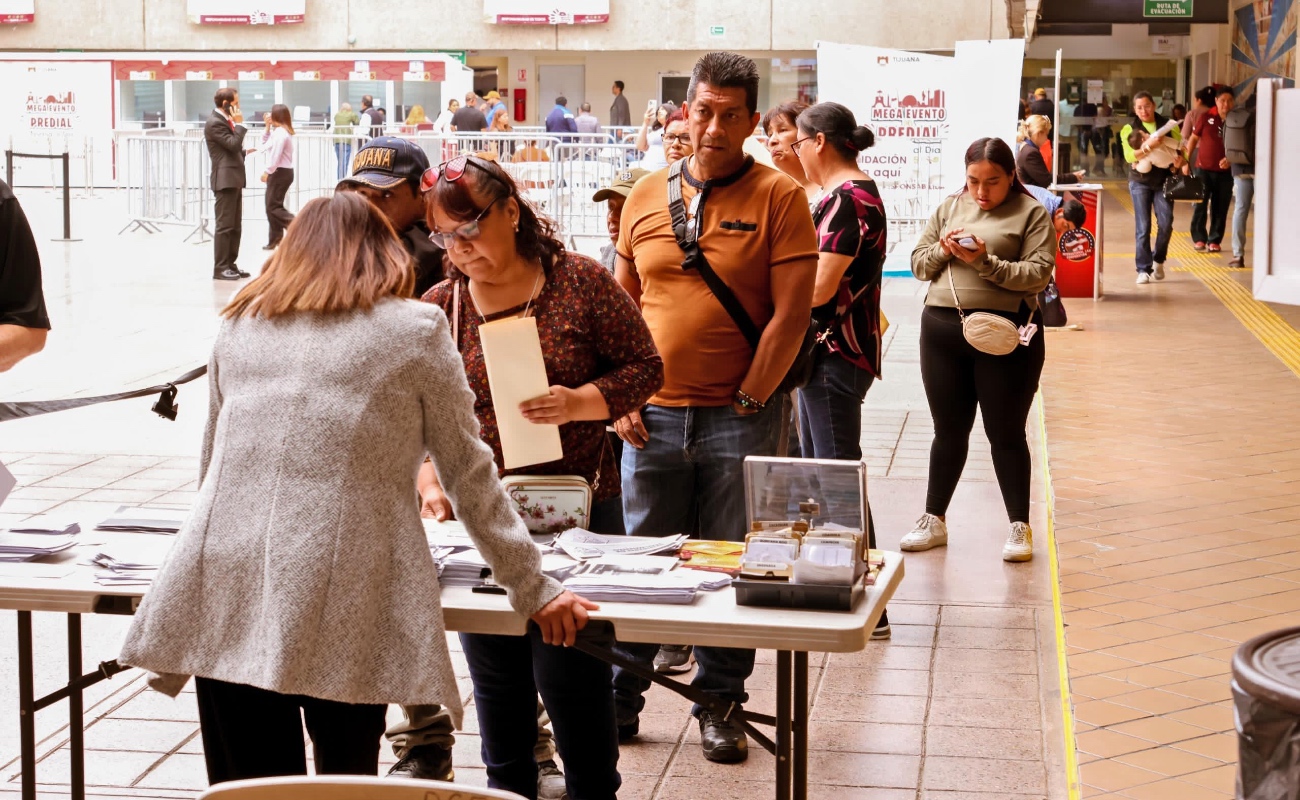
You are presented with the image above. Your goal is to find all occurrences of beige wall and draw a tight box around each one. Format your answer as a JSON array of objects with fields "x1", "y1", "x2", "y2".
[{"x1": 0, "y1": 0, "x2": 1007, "y2": 52}]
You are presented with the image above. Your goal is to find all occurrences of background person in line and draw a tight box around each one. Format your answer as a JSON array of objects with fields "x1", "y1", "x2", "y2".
[
  {"x1": 576, "y1": 102, "x2": 601, "y2": 135},
  {"x1": 433, "y1": 99, "x2": 459, "y2": 134},
  {"x1": 332, "y1": 102, "x2": 360, "y2": 180},
  {"x1": 420, "y1": 154, "x2": 663, "y2": 800},
  {"x1": 662, "y1": 109, "x2": 693, "y2": 166},
  {"x1": 483, "y1": 91, "x2": 507, "y2": 125},
  {"x1": 204, "y1": 88, "x2": 250, "y2": 282},
  {"x1": 0, "y1": 178, "x2": 50, "y2": 371},
  {"x1": 451, "y1": 93, "x2": 488, "y2": 133},
  {"x1": 904, "y1": 137, "x2": 1055, "y2": 564},
  {"x1": 1183, "y1": 85, "x2": 1236, "y2": 253},
  {"x1": 358, "y1": 95, "x2": 383, "y2": 139},
  {"x1": 545, "y1": 96, "x2": 578, "y2": 136},
  {"x1": 404, "y1": 104, "x2": 428, "y2": 128},
  {"x1": 256, "y1": 104, "x2": 296, "y2": 251},
  {"x1": 613, "y1": 51, "x2": 817, "y2": 765},
  {"x1": 790, "y1": 101, "x2": 892, "y2": 637},
  {"x1": 762, "y1": 101, "x2": 816, "y2": 197},
  {"x1": 116, "y1": 191, "x2": 597, "y2": 787},
  {"x1": 635, "y1": 102, "x2": 675, "y2": 171},
  {"x1": 1120, "y1": 91, "x2": 1185, "y2": 285}
]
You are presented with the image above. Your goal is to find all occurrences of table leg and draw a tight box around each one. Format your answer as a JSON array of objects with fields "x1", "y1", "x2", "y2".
[
  {"x1": 18, "y1": 610, "x2": 36, "y2": 800},
  {"x1": 794, "y1": 651, "x2": 809, "y2": 800},
  {"x1": 775, "y1": 650, "x2": 793, "y2": 800},
  {"x1": 68, "y1": 614, "x2": 84, "y2": 800}
]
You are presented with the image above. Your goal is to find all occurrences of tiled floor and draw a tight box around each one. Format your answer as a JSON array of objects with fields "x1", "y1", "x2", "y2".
[
  {"x1": 1043, "y1": 188, "x2": 1281, "y2": 800},
  {"x1": 3, "y1": 178, "x2": 1290, "y2": 799}
]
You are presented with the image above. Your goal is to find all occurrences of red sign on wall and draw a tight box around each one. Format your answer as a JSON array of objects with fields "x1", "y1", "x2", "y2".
[
  {"x1": 112, "y1": 60, "x2": 447, "y2": 82},
  {"x1": 0, "y1": 0, "x2": 34, "y2": 23}
]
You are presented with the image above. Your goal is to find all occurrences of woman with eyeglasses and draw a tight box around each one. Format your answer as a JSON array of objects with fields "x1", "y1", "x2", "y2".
[
  {"x1": 662, "y1": 109, "x2": 693, "y2": 165},
  {"x1": 116, "y1": 192, "x2": 598, "y2": 785},
  {"x1": 418, "y1": 154, "x2": 662, "y2": 800}
]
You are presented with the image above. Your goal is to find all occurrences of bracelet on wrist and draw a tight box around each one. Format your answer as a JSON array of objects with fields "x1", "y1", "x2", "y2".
[{"x1": 734, "y1": 389, "x2": 766, "y2": 412}]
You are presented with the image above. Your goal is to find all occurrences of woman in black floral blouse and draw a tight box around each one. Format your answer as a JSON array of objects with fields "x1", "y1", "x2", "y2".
[{"x1": 418, "y1": 153, "x2": 662, "y2": 800}]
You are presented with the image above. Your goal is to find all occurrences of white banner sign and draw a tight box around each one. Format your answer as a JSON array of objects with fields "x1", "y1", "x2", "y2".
[
  {"x1": 817, "y1": 40, "x2": 1025, "y2": 246},
  {"x1": 484, "y1": 0, "x2": 609, "y2": 24},
  {"x1": 186, "y1": 0, "x2": 305, "y2": 24},
  {"x1": 0, "y1": 61, "x2": 115, "y2": 186},
  {"x1": 0, "y1": 0, "x2": 33, "y2": 23}
]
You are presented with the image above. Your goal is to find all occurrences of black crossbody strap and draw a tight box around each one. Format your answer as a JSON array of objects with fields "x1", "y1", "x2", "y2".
[{"x1": 667, "y1": 158, "x2": 762, "y2": 351}]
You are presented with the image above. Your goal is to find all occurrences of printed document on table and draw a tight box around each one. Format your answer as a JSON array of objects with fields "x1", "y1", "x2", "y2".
[{"x1": 477, "y1": 316, "x2": 563, "y2": 469}]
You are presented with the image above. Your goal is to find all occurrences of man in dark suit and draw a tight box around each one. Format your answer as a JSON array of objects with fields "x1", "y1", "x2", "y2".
[{"x1": 205, "y1": 88, "x2": 251, "y2": 281}]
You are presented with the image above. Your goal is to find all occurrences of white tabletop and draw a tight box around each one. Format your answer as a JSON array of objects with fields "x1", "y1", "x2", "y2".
[{"x1": 0, "y1": 533, "x2": 903, "y2": 654}]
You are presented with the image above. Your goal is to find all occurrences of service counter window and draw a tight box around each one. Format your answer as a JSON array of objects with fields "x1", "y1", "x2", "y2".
[
  {"x1": 182, "y1": 80, "x2": 222, "y2": 125},
  {"x1": 395, "y1": 82, "x2": 443, "y2": 129},
  {"x1": 343, "y1": 79, "x2": 388, "y2": 123},
  {"x1": 283, "y1": 81, "x2": 330, "y2": 128},
  {"x1": 118, "y1": 80, "x2": 166, "y2": 128},
  {"x1": 232, "y1": 80, "x2": 275, "y2": 121},
  {"x1": 768, "y1": 58, "x2": 818, "y2": 109}
]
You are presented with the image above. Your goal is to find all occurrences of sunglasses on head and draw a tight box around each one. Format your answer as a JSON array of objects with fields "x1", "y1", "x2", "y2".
[{"x1": 419, "y1": 154, "x2": 497, "y2": 193}]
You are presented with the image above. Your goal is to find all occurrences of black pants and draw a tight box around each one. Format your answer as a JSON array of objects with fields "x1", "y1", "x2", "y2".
[
  {"x1": 920, "y1": 305, "x2": 1045, "y2": 524},
  {"x1": 213, "y1": 188, "x2": 243, "y2": 274},
  {"x1": 462, "y1": 625, "x2": 621, "y2": 800},
  {"x1": 194, "y1": 676, "x2": 387, "y2": 785},
  {"x1": 1190, "y1": 168, "x2": 1233, "y2": 246},
  {"x1": 265, "y1": 169, "x2": 295, "y2": 246}
]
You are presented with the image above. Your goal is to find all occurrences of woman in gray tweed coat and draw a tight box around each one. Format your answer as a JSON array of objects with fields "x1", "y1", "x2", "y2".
[{"x1": 117, "y1": 192, "x2": 598, "y2": 785}]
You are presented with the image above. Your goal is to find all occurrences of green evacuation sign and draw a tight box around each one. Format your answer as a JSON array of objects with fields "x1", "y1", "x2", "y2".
[
  {"x1": 709, "y1": 25, "x2": 725, "y2": 36},
  {"x1": 1144, "y1": 0, "x2": 1193, "y2": 17}
]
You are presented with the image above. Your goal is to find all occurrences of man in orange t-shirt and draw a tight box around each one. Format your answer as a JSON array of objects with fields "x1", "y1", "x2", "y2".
[{"x1": 612, "y1": 51, "x2": 817, "y2": 765}]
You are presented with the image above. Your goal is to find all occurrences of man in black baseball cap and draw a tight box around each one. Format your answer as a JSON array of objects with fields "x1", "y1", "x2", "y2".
[{"x1": 336, "y1": 136, "x2": 444, "y2": 296}]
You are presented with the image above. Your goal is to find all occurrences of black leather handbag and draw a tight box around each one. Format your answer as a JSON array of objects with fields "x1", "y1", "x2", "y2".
[{"x1": 1163, "y1": 172, "x2": 1205, "y2": 202}]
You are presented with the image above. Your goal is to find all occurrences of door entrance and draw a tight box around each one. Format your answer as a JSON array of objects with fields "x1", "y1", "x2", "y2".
[{"x1": 538, "y1": 65, "x2": 585, "y2": 125}]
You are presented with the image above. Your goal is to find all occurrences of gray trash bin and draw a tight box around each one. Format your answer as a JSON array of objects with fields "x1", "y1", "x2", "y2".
[{"x1": 1233, "y1": 625, "x2": 1300, "y2": 799}]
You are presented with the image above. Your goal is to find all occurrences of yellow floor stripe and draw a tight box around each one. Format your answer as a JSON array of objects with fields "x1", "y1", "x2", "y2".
[{"x1": 1037, "y1": 394, "x2": 1081, "y2": 800}]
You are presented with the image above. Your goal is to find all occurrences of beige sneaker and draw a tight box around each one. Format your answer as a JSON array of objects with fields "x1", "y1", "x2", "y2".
[
  {"x1": 900, "y1": 513, "x2": 948, "y2": 552},
  {"x1": 1003, "y1": 522, "x2": 1033, "y2": 562}
]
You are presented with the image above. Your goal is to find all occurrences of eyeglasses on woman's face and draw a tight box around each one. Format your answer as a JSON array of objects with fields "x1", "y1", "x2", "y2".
[
  {"x1": 790, "y1": 136, "x2": 815, "y2": 157},
  {"x1": 428, "y1": 196, "x2": 503, "y2": 249},
  {"x1": 663, "y1": 132, "x2": 692, "y2": 146}
]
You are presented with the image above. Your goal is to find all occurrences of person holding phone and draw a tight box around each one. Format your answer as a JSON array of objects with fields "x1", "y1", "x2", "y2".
[
  {"x1": 906, "y1": 137, "x2": 1055, "y2": 563},
  {"x1": 204, "y1": 88, "x2": 251, "y2": 281},
  {"x1": 635, "y1": 101, "x2": 674, "y2": 171},
  {"x1": 257, "y1": 104, "x2": 297, "y2": 251}
]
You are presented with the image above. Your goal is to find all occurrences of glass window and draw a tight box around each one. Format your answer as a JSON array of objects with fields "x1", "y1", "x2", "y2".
[
  {"x1": 118, "y1": 80, "x2": 165, "y2": 128},
  {"x1": 232, "y1": 79, "x2": 276, "y2": 121},
  {"x1": 768, "y1": 58, "x2": 818, "y2": 109},
  {"x1": 183, "y1": 81, "x2": 221, "y2": 124},
  {"x1": 395, "y1": 81, "x2": 443, "y2": 128},
  {"x1": 283, "y1": 81, "x2": 331, "y2": 129}
]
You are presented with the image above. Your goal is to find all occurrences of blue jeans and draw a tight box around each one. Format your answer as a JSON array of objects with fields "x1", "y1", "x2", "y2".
[
  {"x1": 614, "y1": 402, "x2": 781, "y2": 716},
  {"x1": 1190, "y1": 168, "x2": 1234, "y2": 246},
  {"x1": 1233, "y1": 175, "x2": 1255, "y2": 258},
  {"x1": 1129, "y1": 179, "x2": 1174, "y2": 274},
  {"x1": 461, "y1": 625, "x2": 620, "y2": 800},
  {"x1": 334, "y1": 142, "x2": 353, "y2": 179},
  {"x1": 798, "y1": 350, "x2": 874, "y2": 461}
]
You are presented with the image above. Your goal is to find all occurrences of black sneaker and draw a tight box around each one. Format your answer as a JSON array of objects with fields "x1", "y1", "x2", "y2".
[
  {"x1": 386, "y1": 743, "x2": 453, "y2": 782},
  {"x1": 698, "y1": 711, "x2": 748, "y2": 763},
  {"x1": 213, "y1": 268, "x2": 243, "y2": 281},
  {"x1": 872, "y1": 608, "x2": 892, "y2": 641},
  {"x1": 235, "y1": 268, "x2": 251, "y2": 278},
  {"x1": 537, "y1": 758, "x2": 567, "y2": 800}
]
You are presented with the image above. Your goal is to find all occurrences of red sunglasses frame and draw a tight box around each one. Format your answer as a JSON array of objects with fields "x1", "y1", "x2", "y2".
[{"x1": 420, "y1": 154, "x2": 496, "y2": 193}]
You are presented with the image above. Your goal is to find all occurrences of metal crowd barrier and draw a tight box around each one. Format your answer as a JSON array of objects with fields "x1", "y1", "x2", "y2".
[{"x1": 117, "y1": 131, "x2": 647, "y2": 243}]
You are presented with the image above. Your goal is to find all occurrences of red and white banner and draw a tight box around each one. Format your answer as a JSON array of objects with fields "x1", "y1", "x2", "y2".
[
  {"x1": 186, "y1": 0, "x2": 304, "y2": 25},
  {"x1": 484, "y1": 0, "x2": 609, "y2": 25},
  {"x1": 0, "y1": 0, "x2": 34, "y2": 24}
]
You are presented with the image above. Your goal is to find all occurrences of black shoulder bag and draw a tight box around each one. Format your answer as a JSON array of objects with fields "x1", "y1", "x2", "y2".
[{"x1": 666, "y1": 158, "x2": 817, "y2": 396}]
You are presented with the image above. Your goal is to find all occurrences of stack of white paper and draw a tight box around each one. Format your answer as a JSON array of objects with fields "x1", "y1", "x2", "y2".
[
  {"x1": 560, "y1": 556, "x2": 731, "y2": 604},
  {"x1": 96, "y1": 506, "x2": 187, "y2": 533},
  {"x1": 437, "y1": 550, "x2": 492, "y2": 586},
  {"x1": 554, "y1": 529, "x2": 688, "y2": 561},
  {"x1": 91, "y1": 539, "x2": 175, "y2": 586},
  {"x1": 0, "y1": 532, "x2": 78, "y2": 562},
  {"x1": 7, "y1": 516, "x2": 81, "y2": 535}
]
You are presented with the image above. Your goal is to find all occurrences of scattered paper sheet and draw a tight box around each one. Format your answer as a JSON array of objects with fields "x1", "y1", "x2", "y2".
[{"x1": 477, "y1": 316, "x2": 563, "y2": 469}]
